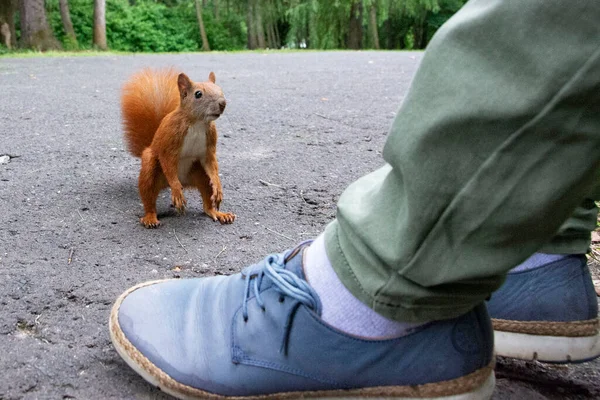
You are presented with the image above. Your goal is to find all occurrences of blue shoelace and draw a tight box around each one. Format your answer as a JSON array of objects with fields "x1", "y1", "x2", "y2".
[{"x1": 241, "y1": 252, "x2": 322, "y2": 354}]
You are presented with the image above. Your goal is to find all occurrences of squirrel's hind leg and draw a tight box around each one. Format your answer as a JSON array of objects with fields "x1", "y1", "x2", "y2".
[
  {"x1": 189, "y1": 163, "x2": 235, "y2": 224},
  {"x1": 139, "y1": 148, "x2": 166, "y2": 228}
]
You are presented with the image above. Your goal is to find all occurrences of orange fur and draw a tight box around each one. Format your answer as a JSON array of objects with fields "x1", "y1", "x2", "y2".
[
  {"x1": 121, "y1": 68, "x2": 235, "y2": 228},
  {"x1": 121, "y1": 68, "x2": 181, "y2": 157}
]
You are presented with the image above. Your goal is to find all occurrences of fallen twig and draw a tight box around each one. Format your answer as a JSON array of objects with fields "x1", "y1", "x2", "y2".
[
  {"x1": 33, "y1": 364, "x2": 51, "y2": 376},
  {"x1": 173, "y1": 229, "x2": 188, "y2": 253},
  {"x1": 299, "y1": 190, "x2": 308, "y2": 204},
  {"x1": 214, "y1": 245, "x2": 227, "y2": 262},
  {"x1": 259, "y1": 179, "x2": 285, "y2": 189},
  {"x1": 496, "y1": 358, "x2": 596, "y2": 396},
  {"x1": 313, "y1": 112, "x2": 354, "y2": 128},
  {"x1": 314, "y1": 113, "x2": 336, "y2": 121},
  {"x1": 68, "y1": 248, "x2": 74, "y2": 264},
  {"x1": 265, "y1": 227, "x2": 293, "y2": 241},
  {"x1": 108, "y1": 205, "x2": 126, "y2": 214}
]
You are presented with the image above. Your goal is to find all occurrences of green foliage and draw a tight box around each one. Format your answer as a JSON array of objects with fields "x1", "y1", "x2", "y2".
[
  {"x1": 425, "y1": 0, "x2": 465, "y2": 43},
  {"x1": 0, "y1": 49, "x2": 130, "y2": 58},
  {"x1": 15, "y1": 0, "x2": 467, "y2": 53},
  {"x1": 283, "y1": 0, "x2": 466, "y2": 50},
  {"x1": 47, "y1": 0, "x2": 93, "y2": 50},
  {"x1": 285, "y1": 1, "x2": 313, "y2": 48},
  {"x1": 404, "y1": 31, "x2": 414, "y2": 50},
  {"x1": 204, "y1": 10, "x2": 247, "y2": 51},
  {"x1": 45, "y1": 0, "x2": 244, "y2": 52},
  {"x1": 106, "y1": 0, "x2": 198, "y2": 52}
]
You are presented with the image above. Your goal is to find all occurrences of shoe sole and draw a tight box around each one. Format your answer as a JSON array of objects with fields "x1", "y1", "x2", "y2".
[
  {"x1": 110, "y1": 280, "x2": 496, "y2": 400},
  {"x1": 494, "y1": 330, "x2": 600, "y2": 363}
]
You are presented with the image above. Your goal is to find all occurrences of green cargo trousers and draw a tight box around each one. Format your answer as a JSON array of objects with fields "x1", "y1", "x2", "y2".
[{"x1": 324, "y1": 0, "x2": 600, "y2": 323}]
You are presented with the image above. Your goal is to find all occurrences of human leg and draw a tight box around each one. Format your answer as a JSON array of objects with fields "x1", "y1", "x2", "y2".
[
  {"x1": 110, "y1": 0, "x2": 600, "y2": 397},
  {"x1": 325, "y1": 0, "x2": 600, "y2": 322}
]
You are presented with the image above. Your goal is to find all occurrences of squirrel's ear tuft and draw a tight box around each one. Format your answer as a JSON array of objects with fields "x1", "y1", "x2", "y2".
[
  {"x1": 208, "y1": 72, "x2": 216, "y2": 83},
  {"x1": 177, "y1": 73, "x2": 193, "y2": 98}
]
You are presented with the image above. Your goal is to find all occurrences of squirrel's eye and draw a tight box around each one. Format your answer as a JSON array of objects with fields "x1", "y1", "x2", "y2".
[{"x1": 194, "y1": 91, "x2": 203, "y2": 99}]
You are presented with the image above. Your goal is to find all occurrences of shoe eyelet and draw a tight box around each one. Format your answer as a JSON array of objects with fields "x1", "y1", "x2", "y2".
[
  {"x1": 279, "y1": 296, "x2": 285, "y2": 303},
  {"x1": 243, "y1": 316, "x2": 248, "y2": 322},
  {"x1": 261, "y1": 306, "x2": 266, "y2": 312}
]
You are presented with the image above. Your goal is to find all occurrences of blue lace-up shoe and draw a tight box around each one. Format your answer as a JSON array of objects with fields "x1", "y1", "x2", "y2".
[
  {"x1": 487, "y1": 255, "x2": 600, "y2": 363},
  {"x1": 110, "y1": 244, "x2": 495, "y2": 399}
]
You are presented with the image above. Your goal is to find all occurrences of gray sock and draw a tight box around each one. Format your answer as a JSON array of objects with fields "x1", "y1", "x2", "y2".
[
  {"x1": 303, "y1": 234, "x2": 426, "y2": 338},
  {"x1": 510, "y1": 253, "x2": 569, "y2": 273}
]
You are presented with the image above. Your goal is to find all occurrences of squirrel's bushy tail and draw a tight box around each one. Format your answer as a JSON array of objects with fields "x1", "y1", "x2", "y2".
[{"x1": 121, "y1": 68, "x2": 180, "y2": 157}]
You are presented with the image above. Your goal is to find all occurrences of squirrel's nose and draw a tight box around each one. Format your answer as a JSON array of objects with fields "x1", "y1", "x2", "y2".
[{"x1": 219, "y1": 99, "x2": 226, "y2": 113}]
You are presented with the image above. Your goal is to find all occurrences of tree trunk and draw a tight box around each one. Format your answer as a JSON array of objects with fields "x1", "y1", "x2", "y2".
[
  {"x1": 93, "y1": 0, "x2": 107, "y2": 50},
  {"x1": 214, "y1": 0, "x2": 219, "y2": 20},
  {"x1": 254, "y1": 0, "x2": 265, "y2": 49},
  {"x1": 347, "y1": 0, "x2": 362, "y2": 50},
  {"x1": 304, "y1": 11, "x2": 310, "y2": 48},
  {"x1": 382, "y1": 18, "x2": 390, "y2": 49},
  {"x1": 368, "y1": 4, "x2": 379, "y2": 49},
  {"x1": 246, "y1": 0, "x2": 256, "y2": 49},
  {"x1": 413, "y1": 10, "x2": 428, "y2": 49},
  {"x1": 268, "y1": 22, "x2": 276, "y2": 49},
  {"x1": 273, "y1": 15, "x2": 280, "y2": 48},
  {"x1": 8, "y1": 5, "x2": 16, "y2": 48},
  {"x1": 194, "y1": 0, "x2": 210, "y2": 51},
  {"x1": 295, "y1": 19, "x2": 301, "y2": 49},
  {"x1": 384, "y1": 0, "x2": 393, "y2": 49},
  {"x1": 0, "y1": 0, "x2": 16, "y2": 48},
  {"x1": 20, "y1": 0, "x2": 61, "y2": 50},
  {"x1": 59, "y1": 0, "x2": 78, "y2": 47},
  {"x1": 267, "y1": 0, "x2": 278, "y2": 48},
  {"x1": 0, "y1": 22, "x2": 10, "y2": 48},
  {"x1": 269, "y1": 22, "x2": 278, "y2": 48}
]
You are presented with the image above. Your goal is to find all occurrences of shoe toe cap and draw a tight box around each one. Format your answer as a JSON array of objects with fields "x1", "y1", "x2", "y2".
[{"x1": 111, "y1": 277, "x2": 238, "y2": 390}]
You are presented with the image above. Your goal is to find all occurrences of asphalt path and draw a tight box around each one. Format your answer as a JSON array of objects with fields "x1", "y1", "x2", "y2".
[{"x1": 0, "y1": 52, "x2": 598, "y2": 399}]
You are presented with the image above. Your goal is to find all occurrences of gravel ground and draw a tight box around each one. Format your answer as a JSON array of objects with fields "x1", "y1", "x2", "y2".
[{"x1": 0, "y1": 51, "x2": 598, "y2": 399}]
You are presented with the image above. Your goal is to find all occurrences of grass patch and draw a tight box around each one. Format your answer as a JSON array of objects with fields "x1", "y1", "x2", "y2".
[
  {"x1": 0, "y1": 49, "x2": 134, "y2": 58},
  {"x1": 0, "y1": 48, "x2": 420, "y2": 59}
]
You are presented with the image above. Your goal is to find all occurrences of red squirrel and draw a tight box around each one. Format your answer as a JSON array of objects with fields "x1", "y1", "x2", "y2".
[{"x1": 121, "y1": 68, "x2": 235, "y2": 228}]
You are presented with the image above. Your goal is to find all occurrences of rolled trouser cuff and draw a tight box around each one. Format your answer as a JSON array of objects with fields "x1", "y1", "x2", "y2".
[{"x1": 324, "y1": 220, "x2": 487, "y2": 323}]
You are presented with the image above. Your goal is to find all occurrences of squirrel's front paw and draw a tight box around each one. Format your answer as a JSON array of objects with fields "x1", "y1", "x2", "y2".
[
  {"x1": 205, "y1": 209, "x2": 235, "y2": 224},
  {"x1": 171, "y1": 190, "x2": 187, "y2": 214},
  {"x1": 140, "y1": 214, "x2": 161, "y2": 229},
  {"x1": 215, "y1": 211, "x2": 235, "y2": 224}
]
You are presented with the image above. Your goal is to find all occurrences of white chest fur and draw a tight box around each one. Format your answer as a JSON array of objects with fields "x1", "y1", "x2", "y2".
[{"x1": 178, "y1": 122, "x2": 207, "y2": 182}]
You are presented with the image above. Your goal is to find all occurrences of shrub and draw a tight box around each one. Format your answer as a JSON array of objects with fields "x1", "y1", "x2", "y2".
[{"x1": 45, "y1": 0, "x2": 246, "y2": 52}]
